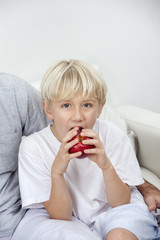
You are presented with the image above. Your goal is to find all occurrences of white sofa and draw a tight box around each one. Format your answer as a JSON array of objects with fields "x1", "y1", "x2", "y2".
[
  {"x1": 30, "y1": 81, "x2": 160, "y2": 190},
  {"x1": 117, "y1": 105, "x2": 160, "y2": 190}
]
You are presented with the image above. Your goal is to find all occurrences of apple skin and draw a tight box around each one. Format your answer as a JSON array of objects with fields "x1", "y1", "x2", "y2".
[{"x1": 69, "y1": 128, "x2": 95, "y2": 158}]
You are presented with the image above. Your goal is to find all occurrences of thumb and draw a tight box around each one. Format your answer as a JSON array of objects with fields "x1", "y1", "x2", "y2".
[
  {"x1": 148, "y1": 204, "x2": 156, "y2": 212},
  {"x1": 145, "y1": 196, "x2": 157, "y2": 211}
]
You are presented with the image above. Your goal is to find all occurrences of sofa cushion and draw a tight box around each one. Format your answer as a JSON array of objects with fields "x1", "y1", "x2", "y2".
[{"x1": 100, "y1": 104, "x2": 138, "y2": 155}]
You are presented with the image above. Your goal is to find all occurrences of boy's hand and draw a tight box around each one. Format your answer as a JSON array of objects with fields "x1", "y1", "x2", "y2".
[
  {"x1": 51, "y1": 127, "x2": 82, "y2": 176},
  {"x1": 81, "y1": 129, "x2": 111, "y2": 170}
]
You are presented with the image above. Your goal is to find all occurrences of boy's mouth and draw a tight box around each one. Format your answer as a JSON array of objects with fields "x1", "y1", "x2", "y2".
[{"x1": 70, "y1": 126, "x2": 83, "y2": 131}]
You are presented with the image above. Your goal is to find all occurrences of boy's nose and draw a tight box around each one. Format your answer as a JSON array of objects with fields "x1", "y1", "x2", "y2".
[{"x1": 72, "y1": 108, "x2": 83, "y2": 122}]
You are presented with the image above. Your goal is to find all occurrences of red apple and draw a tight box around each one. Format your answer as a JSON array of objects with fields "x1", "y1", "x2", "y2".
[{"x1": 69, "y1": 128, "x2": 95, "y2": 158}]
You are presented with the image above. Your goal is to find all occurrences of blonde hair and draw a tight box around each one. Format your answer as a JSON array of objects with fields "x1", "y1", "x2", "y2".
[{"x1": 41, "y1": 59, "x2": 107, "y2": 107}]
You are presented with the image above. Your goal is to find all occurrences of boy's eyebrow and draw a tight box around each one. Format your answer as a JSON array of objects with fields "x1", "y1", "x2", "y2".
[
  {"x1": 57, "y1": 99, "x2": 70, "y2": 103},
  {"x1": 57, "y1": 98, "x2": 96, "y2": 103},
  {"x1": 83, "y1": 98, "x2": 96, "y2": 102}
]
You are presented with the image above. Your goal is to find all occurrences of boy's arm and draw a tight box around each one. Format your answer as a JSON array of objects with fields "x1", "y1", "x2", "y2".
[
  {"x1": 137, "y1": 181, "x2": 160, "y2": 211},
  {"x1": 82, "y1": 129, "x2": 131, "y2": 207},
  {"x1": 44, "y1": 173, "x2": 72, "y2": 221},
  {"x1": 43, "y1": 127, "x2": 82, "y2": 221},
  {"x1": 102, "y1": 164, "x2": 131, "y2": 207}
]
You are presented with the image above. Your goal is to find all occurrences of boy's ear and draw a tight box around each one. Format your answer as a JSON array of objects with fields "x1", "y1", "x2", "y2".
[{"x1": 42, "y1": 100, "x2": 53, "y2": 120}]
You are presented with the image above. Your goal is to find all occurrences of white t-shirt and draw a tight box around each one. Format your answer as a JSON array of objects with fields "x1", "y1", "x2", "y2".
[{"x1": 18, "y1": 120, "x2": 145, "y2": 226}]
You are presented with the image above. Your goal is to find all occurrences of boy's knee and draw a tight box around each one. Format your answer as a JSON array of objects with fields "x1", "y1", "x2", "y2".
[{"x1": 105, "y1": 228, "x2": 138, "y2": 240}]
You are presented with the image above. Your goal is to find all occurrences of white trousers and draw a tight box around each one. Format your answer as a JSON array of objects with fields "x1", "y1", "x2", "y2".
[
  {"x1": 11, "y1": 208, "x2": 101, "y2": 240},
  {"x1": 11, "y1": 205, "x2": 160, "y2": 240},
  {"x1": 0, "y1": 238, "x2": 12, "y2": 240}
]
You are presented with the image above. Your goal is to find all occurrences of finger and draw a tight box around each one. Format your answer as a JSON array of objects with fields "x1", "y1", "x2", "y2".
[
  {"x1": 66, "y1": 138, "x2": 79, "y2": 149},
  {"x1": 81, "y1": 129, "x2": 98, "y2": 139},
  {"x1": 145, "y1": 197, "x2": 157, "y2": 211},
  {"x1": 81, "y1": 129, "x2": 101, "y2": 148},
  {"x1": 84, "y1": 148, "x2": 98, "y2": 155},
  {"x1": 63, "y1": 127, "x2": 79, "y2": 143},
  {"x1": 82, "y1": 138, "x2": 98, "y2": 146},
  {"x1": 148, "y1": 204, "x2": 157, "y2": 211},
  {"x1": 61, "y1": 138, "x2": 79, "y2": 155},
  {"x1": 69, "y1": 151, "x2": 82, "y2": 159}
]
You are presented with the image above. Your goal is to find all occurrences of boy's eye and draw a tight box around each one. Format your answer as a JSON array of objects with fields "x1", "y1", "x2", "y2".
[
  {"x1": 62, "y1": 103, "x2": 71, "y2": 108},
  {"x1": 83, "y1": 103, "x2": 92, "y2": 108}
]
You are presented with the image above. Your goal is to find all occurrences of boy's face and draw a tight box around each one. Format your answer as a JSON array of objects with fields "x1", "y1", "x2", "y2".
[{"x1": 43, "y1": 95, "x2": 103, "y2": 142}]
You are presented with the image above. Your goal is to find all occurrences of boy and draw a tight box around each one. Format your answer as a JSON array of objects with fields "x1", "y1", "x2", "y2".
[{"x1": 12, "y1": 61, "x2": 160, "y2": 240}]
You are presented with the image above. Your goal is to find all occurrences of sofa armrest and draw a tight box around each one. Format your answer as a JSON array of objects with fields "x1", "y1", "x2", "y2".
[
  {"x1": 141, "y1": 167, "x2": 160, "y2": 190},
  {"x1": 117, "y1": 105, "x2": 160, "y2": 179}
]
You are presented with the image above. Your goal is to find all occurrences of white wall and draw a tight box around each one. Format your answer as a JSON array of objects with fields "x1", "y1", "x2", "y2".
[{"x1": 0, "y1": 0, "x2": 160, "y2": 113}]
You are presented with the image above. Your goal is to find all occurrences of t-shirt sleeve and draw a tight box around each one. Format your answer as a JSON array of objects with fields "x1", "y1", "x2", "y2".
[
  {"x1": 108, "y1": 135, "x2": 144, "y2": 186},
  {"x1": 98, "y1": 120, "x2": 144, "y2": 186},
  {"x1": 18, "y1": 136, "x2": 51, "y2": 208}
]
